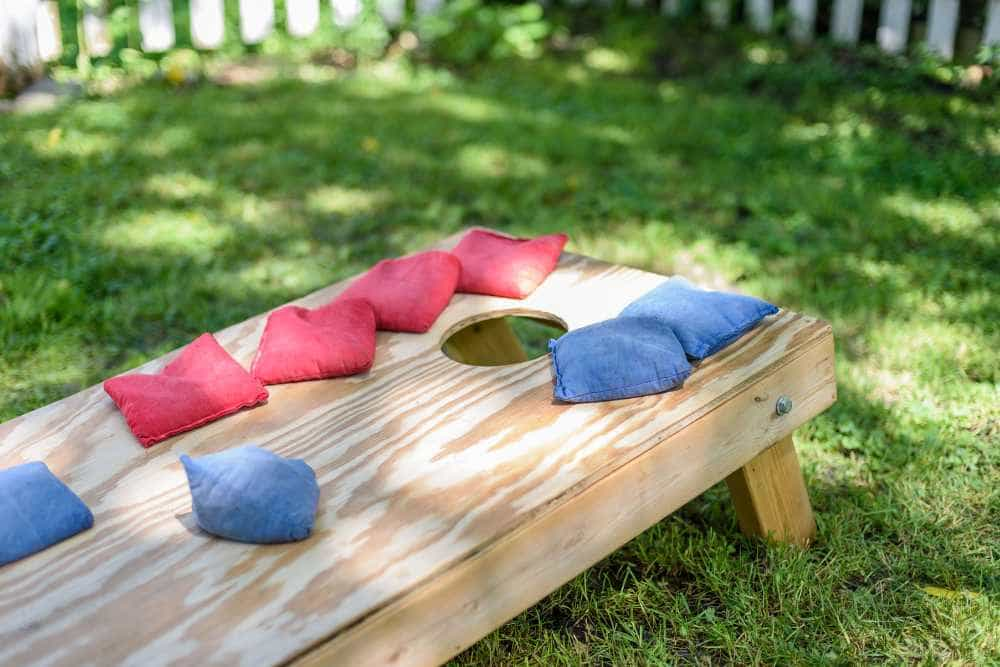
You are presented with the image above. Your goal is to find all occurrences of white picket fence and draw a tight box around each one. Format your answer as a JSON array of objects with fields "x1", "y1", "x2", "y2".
[
  {"x1": 688, "y1": 0, "x2": 1000, "y2": 58},
  {"x1": 2, "y1": 0, "x2": 999, "y2": 76},
  {"x1": 0, "y1": 0, "x2": 415, "y2": 70}
]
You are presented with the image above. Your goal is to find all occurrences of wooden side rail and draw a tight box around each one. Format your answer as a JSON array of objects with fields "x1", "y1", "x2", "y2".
[{"x1": 294, "y1": 327, "x2": 835, "y2": 666}]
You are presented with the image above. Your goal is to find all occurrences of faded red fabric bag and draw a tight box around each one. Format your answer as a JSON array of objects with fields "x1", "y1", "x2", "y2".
[
  {"x1": 251, "y1": 298, "x2": 376, "y2": 385},
  {"x1": 451, "y1": 229, "x2": 568, "y2": 299},
  {"x1": 104, "y1": 333, "x2": 269, "y2": 447},
  {"x1": 338, "y1": 250, "x2": 461, "y2": 333}
]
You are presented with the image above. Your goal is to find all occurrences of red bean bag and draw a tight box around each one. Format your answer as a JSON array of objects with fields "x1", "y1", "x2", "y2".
[
  {"x1": 251, "y1": 298, "x2": 376, "y2": 385},
  {"x1": 338, "y1": 250, "x2": 461, "y2": 333},
  {"x1": 452, "y1": 229, "x2": 568, "y2": 299},
  {"x1": 103, "y1": 333, "x2": 269, "y2": 447}
]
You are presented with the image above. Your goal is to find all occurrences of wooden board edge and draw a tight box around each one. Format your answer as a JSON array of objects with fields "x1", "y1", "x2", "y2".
[{"x1": 289, "y1": 333, "x2": 836, "y2": 667}]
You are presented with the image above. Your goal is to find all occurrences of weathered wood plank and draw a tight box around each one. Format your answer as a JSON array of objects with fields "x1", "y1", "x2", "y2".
[
  {"x1": 746, "y1": 0, "x2": 773, "y2": 33},
  {"x1": 0, "y1": 233, "x2": 835, "y2": 666},
  {"x1": 878, "y1": 0, "x2": 912, "y2": 53},
  {"x1": 926, "y1": 0, "x2": 960, "y2": 59},
  {"x1": 831, "y1": 0, "x2": 863, "y2": 44},
  {"x1": 296, "y1": 330, "x2": 836, "y2": 666},
  {"x1": 240, "y1": 0, "x2": 274, "y2": 44},
  {"x1": 789, "y1": 0, "x2": 817, "y2": 42},
  {"x1": 139, "y1": 0, "x2": 175, "y2": 53},
  {"x1": 725, "y1": 434, "x2": 816, "y2": 546},
  {"x1": 287, "y1": 0, "x2": 320, "y2": 37},
  {"x1": 190, "y1": 0, "x2": 225, "y2": 49}
]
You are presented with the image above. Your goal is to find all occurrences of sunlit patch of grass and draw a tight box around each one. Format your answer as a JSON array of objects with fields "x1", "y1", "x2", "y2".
[
  {"x1": 306, "y1": 185, "x2": 391, "y2": 215},
  {"x1": 27, "y1": 127, "x2": 121, "y2": 159},
  {"x1": 881, "y1": 192, "x2": 995, "y2": 236},
  {"x1": 583, "y1": 46, "x2": 636, "y2": 74},
  {"x1": 130, "y1": 125, "x2": 197, "y2": 158},
  {"x1": 420, "y1": 93, "x2": 508, "y2": 122},
  {"x1": 143, "y1": 172, "x2": 216, "y2": 202},
  {"x1": 456, "y1": 144, "x2": 549, "y2": 179},
  {"x1": 101, "y1": 212, "x2": 232, "y2": 259},
  {"x1": 231, "y1": 256, "x2": 337, "y2": 294}
]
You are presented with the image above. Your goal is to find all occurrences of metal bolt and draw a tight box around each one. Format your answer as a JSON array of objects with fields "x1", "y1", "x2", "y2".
[{"x1": 775, "y1": 396, "x2": 793, "y2": 416}]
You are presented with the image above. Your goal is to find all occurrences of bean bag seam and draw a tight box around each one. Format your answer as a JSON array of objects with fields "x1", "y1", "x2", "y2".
[
  {"x1": 122, "y1": 389, "x2": 269, "y2": 446},
  {"x1": 559, "y1": 367, "x2": 691, "y2": 402}
]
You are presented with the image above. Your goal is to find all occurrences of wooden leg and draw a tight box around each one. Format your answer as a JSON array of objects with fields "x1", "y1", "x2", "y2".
[
  {"x1": 442, "y1": 318, "x2": 529, "y2": 366},
  {"x1": 725, "y1": 434, "x2": 816, "y2": 547}
]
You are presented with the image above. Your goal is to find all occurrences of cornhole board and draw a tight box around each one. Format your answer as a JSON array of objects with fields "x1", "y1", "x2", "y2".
[{"x1": 0, "y1": 229, "x2": 836, "y2": 666}]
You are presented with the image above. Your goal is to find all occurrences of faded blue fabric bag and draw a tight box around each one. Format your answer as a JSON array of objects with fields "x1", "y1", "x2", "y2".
[
  {"x1": 181, "y1": 446, "x2": 319, "y2": 544},
  {"x1": 549, "y1": 317, "x2": 692, "y2": 403},
  {"x1": 620, "y1": 277, "x2": 779, "y2": 359},
  {"x1": 0, "y1": 462, "x2": 94, "y2": 566}
]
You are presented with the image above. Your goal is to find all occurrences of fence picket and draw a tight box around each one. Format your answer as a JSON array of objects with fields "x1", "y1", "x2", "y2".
[
  {"x1": 190, "y1": 0, "x2": 225, "y2": 49},
  {"x1": 331, "y1": 0, "x2": 363, "y2": 27},
  {"x1": 287, "y1": 0, "x2": 320, "y2": 37},
  {"x1": 377, "y1": 0, "x2": 405, "y2": 26},
  {"x1": 139, "y1": 0, "x2": 175, "y2": 53},
  {"x1": 831, "y1": 0, "x2": 863, "y2": 44},
  {"x1": 36, "y1": 1, "x2": 61, "y2": 61},
  {"x1": 240, "y1": 0, "x2": 275, "y2": 43},
  {"x1": 986, "y1": 0, "x2": 1000, "y2": 45},
  {"x1": 878, "y1": 0, "x2": 911, "y2": 53},
  {"x1": 747, "y1": 0, "x2": 772, "y2": 32},
  {"x1": 416, "y1": 0, "x2": 445, "y2": 16},
  {"x1": 81, "y1": 0, "x2": 112, "y2": 57},
  {"x1": 2, "y1": 0, "x2": 994, "y2": 78},
  {"x1": 789, "y1": 0, "x2": 816, "y2": 42},
  {"x1": 926, "y1": 0, "x2": 959, "y2": 59},
  {"x1": 706, "y1": 0, "x2": 730, "y2": 27},
  {"x1": 0, "y1": 0, "x2": 40, "y2": 71},
  {"x1": 661, "y1": 0, "x2": 682, "y2": 17}
]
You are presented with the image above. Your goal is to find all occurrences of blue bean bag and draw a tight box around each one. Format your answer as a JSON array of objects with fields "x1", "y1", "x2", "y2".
[
  {"x1": 620, "y1": 277, "x2": 779, "y2": 359},
  {"x1": 1, "y1": 462, "x2": 94, "y2": 566},
  {"x1": 180, "y1": 446, "x2": 320, "y2": 544},
  {"x1": 549, "y1": 317, "x2": 692, "y2": 403}
]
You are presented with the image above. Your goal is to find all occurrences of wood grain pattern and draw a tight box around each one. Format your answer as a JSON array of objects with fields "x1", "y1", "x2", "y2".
[
  {"x1": 0, "y1": 231, "x2": 835, "y2": 666},
  {"x1": 725, "y1": 434, "x2": 817, "y2": 547},
  {"x1": 295, "y1": 335, "x2": 835, "y2": 667}
]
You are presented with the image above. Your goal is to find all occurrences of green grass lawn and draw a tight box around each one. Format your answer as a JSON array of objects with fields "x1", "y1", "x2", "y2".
[{"x1": 2, "y1": 17, "x2": 998, "y2": 664}]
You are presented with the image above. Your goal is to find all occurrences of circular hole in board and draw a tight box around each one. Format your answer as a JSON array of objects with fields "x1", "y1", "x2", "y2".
[{"x1": 440, "y1": 310, "x2": 568, "y2": 367}]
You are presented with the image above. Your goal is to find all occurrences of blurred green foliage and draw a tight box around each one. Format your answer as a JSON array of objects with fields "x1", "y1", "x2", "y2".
[{"x1": 416, "y1": 0, "x2": 550, "y2": 63}]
